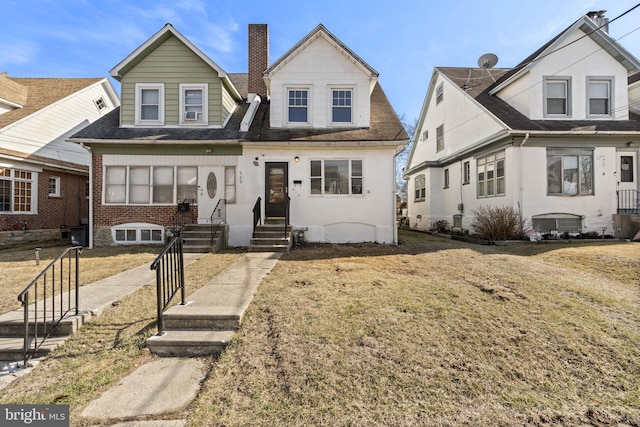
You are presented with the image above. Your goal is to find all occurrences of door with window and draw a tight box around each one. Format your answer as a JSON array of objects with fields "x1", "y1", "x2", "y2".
[
  {"x1": 197, "y1": 167, "x2": 223, "y2": 223},
  {"x1": 617, "y1": 152, "x2": 637, "y2": 211},
  {"x1": 265, "y1": 162, "x2": 288, "y2": 218}
]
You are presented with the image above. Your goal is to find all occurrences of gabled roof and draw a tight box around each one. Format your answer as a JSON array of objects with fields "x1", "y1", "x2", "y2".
[
  {"x1": 110, "y1": 24, "x2": 242, "y2": 101},
  {"x1": 0, "y1": 77, "x2": 105, "y2": 130},
  {"x1": 264, "y1": 24, "x2": 379, "y2": 79},
  {"x1": 489, "y1": 13, "x2": 640, "y2": 95}
]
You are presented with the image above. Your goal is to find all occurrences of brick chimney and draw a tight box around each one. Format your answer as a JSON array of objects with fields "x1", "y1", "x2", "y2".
[{"x1": 248, "y1": 24, "x2": 269, "y2": 98}]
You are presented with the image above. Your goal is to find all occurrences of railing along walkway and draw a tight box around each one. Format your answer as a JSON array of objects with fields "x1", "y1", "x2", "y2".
[
  {"x1": 150, "y1": 237, "x2": 186, "y2": 335},
  {"x1": 17, "y1": 246, "x2": 83, "y2": 368}
]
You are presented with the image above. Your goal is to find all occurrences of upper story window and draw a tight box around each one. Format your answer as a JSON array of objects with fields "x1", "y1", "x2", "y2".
[
  {"x1": 414, "y1": 174, "x2": 425, "y2": 201},
  {"x1": 0, "y1": 168, "x2": 35, "y2": 213},
  {"x1": 436, "y1": 124, "x2": 444, "y2": 152},
  {"x1": 135, "y1": 83, "x2": 164, "y2": 125},
  {"x1": 180, "y1": 84, "x2": 208, "y2": 125},
  {"x1": 288, "y1": 89, "x2": 309, "y2": 123},
  {"x1": 436, "y1": 82, "x2": 444, "y2": 104},
  {"x1": 331, "y1": 89, "x2": 352, "y2": 124},
  {"x1": 477, "y1": 151, "x2": 505, "y2": 198},
  {"x1": 94, "y1": 96, "x2": 107, "y2": 113},
  {"x1": 547, "y1": 149, "x2": 593, "y2": 196},
  {"x1": 544, "y1": 77, "x2": 571, "y2": 117},
  {"x1": 48, "y1": 176, "x2": 60, "y2": 197},
  {"x1": 443, "y1": 168, "x2": 450, "y2": 189},
  {"x1": 587, "y1": 77, "x2": 613, "y2": 117}
]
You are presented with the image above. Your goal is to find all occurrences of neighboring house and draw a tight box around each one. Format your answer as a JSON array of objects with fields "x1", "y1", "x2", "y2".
[
  {"x1": 69, "y1": 24, "x2": 408, "y2": 248},
  {"x1": 403, "y1": 11, "x2": 640, "y2": 239},
  {"x1": 0, "y1": 73, "x2": 119, "y2": 234}
]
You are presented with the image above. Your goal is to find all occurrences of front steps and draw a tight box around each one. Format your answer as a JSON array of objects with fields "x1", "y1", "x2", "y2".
[
  {"x1": 179, "y1": 224, "x2": 226, "y2": 253},
  {"x1": 249, "y1": 222, "x2": 292, "y2": 253}
]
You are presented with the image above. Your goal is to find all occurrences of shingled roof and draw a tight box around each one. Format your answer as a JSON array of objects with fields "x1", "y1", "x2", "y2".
[{"x1": 0, "y1": 77, "x2": 104, "y2": 129}]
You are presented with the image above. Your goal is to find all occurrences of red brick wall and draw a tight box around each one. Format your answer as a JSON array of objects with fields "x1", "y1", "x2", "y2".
[
  {"x1": 92, "y1": 154, "x2": 197, "y2": 228},
  {"x1": 0, "y1": 169, "x2": 88, "y2": 231},
  {"x1": 248, "y1": 24, "x2": 269, "y2": 97}
]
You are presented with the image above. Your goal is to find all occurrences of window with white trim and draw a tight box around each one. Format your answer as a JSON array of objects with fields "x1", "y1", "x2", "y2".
[
  {"x1": 104, "y1": 166, "x2": 198, "y2": 205},
  {"x1": 310, "y1": 160, "x2": 363, "y2": 195},
  {"x1": 113, "y1": 223, "x2": 164, "y2": 244},
  {"x1": 224, "y1": 167, "x2": 236, "y2": 204},
  {"x1": 414, "y1": 174, "x2": 425, "y2": 201},
  {"x1": 547, "y1": 149, "x2": 593, "y2": 196},
  {"x1": 180, "y1": 84, "x2": 207, "y2": 124},
  {"x1": 477, "y1": 151, "x2": 505, "y2": 198},
  {"x1": 331, "y1": 89, "x2": 352, "y2": 123},
  {"x1": 288, "y1": 89, "x2": 309, "y2": 123},
  {"x1": 436, "y1": 82, "x2": 444, "y2": 104},
  {"x1": 544, "y1": 77, "x2": 571, "y2": 117},
  {"x1": 463, "y1": 161, "x2": 471, "y2": 185},
  {"x1": 0, "y1": 168, "x2": 35, "y2": 213},
  {"x1": 436, "y1": 124, "x2": 444, "y2": 152},
  {"x1": 587, "y1": 77, "x2": 613, "y2": 117},
  {"x1": 135, "y1": 83, "x2": 164, "y2": 124},
  {"x1": 94, "y1": 96, "x2": 107, "y2": 112},
  {"x1": 48, "y1": 176, "x2": 60, "y2": 197}
]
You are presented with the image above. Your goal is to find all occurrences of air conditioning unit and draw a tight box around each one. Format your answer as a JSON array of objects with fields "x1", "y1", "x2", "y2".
[{"x1": 184, "y1": 111, "x2": 199, "y2": 120}]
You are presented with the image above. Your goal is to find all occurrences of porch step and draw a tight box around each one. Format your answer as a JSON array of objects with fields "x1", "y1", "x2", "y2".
[
  {"x1": 179, "y1": 224, "x2": 226, "y2": 253},
  {"x1": 0, "y1": 336, "x2": 68, "y2": 362},
  {"x1": 146, "y1": 330, "x2": 234, "y2": 357},
  {"x1": 249, "y1": 223, "x2": 292, "y2": 253},
  {"x1": 162, "y1": 308, "x2": 241, "y2": 331}
]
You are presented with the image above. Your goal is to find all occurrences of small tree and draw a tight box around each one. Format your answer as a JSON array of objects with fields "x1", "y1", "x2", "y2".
[{"x1": 470, "y1": 205, "x2": 526, "y2": 242}]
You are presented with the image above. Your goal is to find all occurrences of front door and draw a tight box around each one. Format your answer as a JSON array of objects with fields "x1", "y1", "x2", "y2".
[
  {"x1": 617, "y1": 152, "x2": 637, "y2": 211},
  {"x1": 265, "y1": 162, "x2": 288, "y2": 218},
  {"x1": 197, "y1": 167, "x2": 223, "y2": 223}
]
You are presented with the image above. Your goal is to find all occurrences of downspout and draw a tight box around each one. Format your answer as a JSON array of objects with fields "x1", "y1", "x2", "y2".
[
  {"x1": 80, "y1": 143, "x2": 93, "y2": 249},
  {"x1": 519, "y1": 133, "x2": 530, "y2": 218},
  {"x1": 393, "y1": 154, "x2": 398, "y2": 245}
]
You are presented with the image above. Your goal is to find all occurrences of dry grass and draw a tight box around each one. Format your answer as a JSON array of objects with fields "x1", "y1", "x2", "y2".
[
  {"x1": 0, "y1": 244, "x2": 161, "y2": 314},
  {"x1": 189, "y1": 232, "x2": 640, "y2": 426},
  {"x1": 1, "y1": 232, "x2": 639, "y2": 426}
]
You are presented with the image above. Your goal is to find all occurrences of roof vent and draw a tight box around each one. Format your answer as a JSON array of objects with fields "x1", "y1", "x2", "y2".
[{"x1": 587, "y1": 10, "x2": 609, "y2": 33}]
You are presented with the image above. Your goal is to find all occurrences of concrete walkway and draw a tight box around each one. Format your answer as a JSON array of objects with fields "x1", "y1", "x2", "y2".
[{"x1": 1, "y1": 251, "x2": 280, "y2": 426}]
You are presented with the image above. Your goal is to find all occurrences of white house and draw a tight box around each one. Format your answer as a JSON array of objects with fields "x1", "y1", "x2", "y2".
[
  {"x1": 0, "y1": 74, "x2": 119, "y2": 234},
  {"x1": 70, "y1": 24, "x2": 408, "y2": 248},
  {"x1": 403, "y1": 11, "x2": 640, "y2": 239}
]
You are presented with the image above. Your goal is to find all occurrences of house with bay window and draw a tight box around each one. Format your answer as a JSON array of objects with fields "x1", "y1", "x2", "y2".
[
  {"x1": 0, "y1": 74, "x2": 118, "y2": 237},
  {"x1": 70, "y1": 23, "x2": 408, "y2": 248},
  {"x1": 403, "y1": 11, "x2": 640, "y2": 238}
]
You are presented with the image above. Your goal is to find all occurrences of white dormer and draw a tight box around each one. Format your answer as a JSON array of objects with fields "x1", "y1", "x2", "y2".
[{"x1": 264, "y1": 24, "x2": 378, "y2": 129}]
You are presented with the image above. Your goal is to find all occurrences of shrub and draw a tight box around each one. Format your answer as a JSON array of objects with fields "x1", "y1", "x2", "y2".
[
  {"x1": 430, "y1": 219, "x2": 450, "y2": 233},
  {"x1": 470, "y1": 205, "x2": 526, "y2": 242}
]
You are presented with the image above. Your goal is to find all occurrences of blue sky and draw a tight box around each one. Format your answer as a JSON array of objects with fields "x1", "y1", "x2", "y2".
[{"x1": 1, "y1": 0, "x2": 639, "y2": 124}]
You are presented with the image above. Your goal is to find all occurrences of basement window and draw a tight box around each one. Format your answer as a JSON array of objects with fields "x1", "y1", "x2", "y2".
[{"x1": 112, "y1": 223, "x2": 164, "y2": 244}]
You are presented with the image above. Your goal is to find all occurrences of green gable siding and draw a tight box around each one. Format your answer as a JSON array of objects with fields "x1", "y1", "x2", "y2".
[
  {"x1": 119, "y1": 35, "x2": 227, "y2": 126},
  {"x1": 222, "y1": 86, "x2": 237, "y2": 122}
]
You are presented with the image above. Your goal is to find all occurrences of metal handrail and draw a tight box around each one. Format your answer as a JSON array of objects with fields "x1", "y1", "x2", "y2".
[
  {"x1": 617, "y1": 189, "x2": 640, "y2": 213},
  {"x1": 210, "y1": 198, "x2": 227, "y2": 246},
  {"x1": 17, "y1": 246, "x2": 83, "y2": 368},
  {"x1": 284, "y1": 196, "x2": 291, "y2": 238},
  {"x1": 150, "y1": 237, "x2": 186, "y2": 335},
  {"x1": 252, "y1": 197, "x2": 262, "y2": 237}
]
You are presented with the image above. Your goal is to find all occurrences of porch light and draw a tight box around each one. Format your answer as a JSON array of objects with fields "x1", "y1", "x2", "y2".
[{"x1": 294, "y1": 156, "x2": 300, "y2": 162}]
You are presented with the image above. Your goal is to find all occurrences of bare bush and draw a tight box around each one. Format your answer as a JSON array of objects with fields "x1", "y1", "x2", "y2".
[{"x1": 471, "y1": 205, "x2": 526, "y2": 241}]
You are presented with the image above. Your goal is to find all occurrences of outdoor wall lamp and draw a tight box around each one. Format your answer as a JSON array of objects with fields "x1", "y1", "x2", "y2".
[{"x1": 294, "y1": 156, "x2": 300, "y2": 162}]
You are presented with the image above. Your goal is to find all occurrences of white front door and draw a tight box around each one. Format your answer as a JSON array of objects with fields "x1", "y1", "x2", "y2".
[
  {"x1": 197, "y1": 167, "x2": 223, "y2": 224},
  {"x1": 617, "y1": 151, "x2": 637, "y2": 211}
]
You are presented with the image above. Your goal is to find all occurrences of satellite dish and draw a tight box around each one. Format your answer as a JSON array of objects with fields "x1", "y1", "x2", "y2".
[{"x1": 478, "y1": 53, "x2": 498, "y2": 69}]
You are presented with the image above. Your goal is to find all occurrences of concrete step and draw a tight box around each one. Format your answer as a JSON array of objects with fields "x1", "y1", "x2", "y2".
[
  {"x1": 146, "y1": 330, "x2": 234, "y2": 357},
  {"x1": 249, "y1": 244, "x2": 290, "y2": 253},
  {"x1": 0, "y1": 310, "x2": 89, "y2": 337},
  {"x1": 0, "y1": 336, "x2": 69, "y2": 362},
  {"x1": 250, "y1": 237, "x2": 290, "y2": 246},
  {"x1": 162, "y1": 308, "x2": 240, "y2": 331}
]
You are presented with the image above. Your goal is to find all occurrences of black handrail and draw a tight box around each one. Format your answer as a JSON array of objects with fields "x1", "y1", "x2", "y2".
[
  {"x1": 252, "y1": 197, "x2": 262, "y2": 237},
  {"x1": 284, "y1": 196, "x2": 291, "y2": 238},
  {"x1": 210, "y1": 198, "x2": 227, "y2": 246},
  {"x1": 17, "y1": 246, "x2": 83, "y2": 368},
  {"x1": 617, "y1": 189, "x2": 640, "y2": 214},
  {"x1": 150, "y1": 237, "x2": 186, "y2": 335}
]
